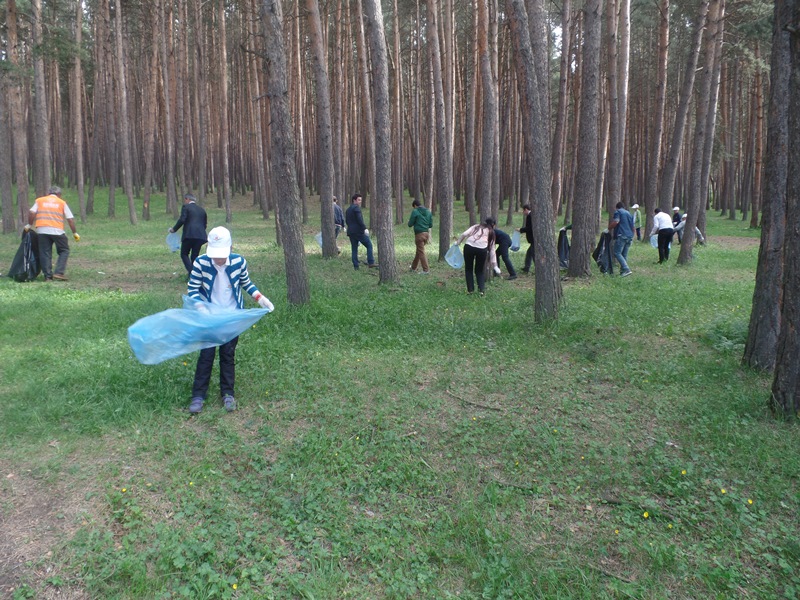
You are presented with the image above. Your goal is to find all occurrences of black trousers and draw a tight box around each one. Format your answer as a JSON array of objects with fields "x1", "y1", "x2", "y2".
[
  {"x1": 192, "y1": 336, "x2": 239, "y2": 399},
  {"x1": 464, "y1": 244, "x2": 488, "y2": 293},
  {"x1": 657, "y1": 228, "x2": 674, "y2": 263},
  {"x1": 181, "y1": 238, "x2": 206, "y2": 275},
  {"x1": 496, "y1": 243, "x2": 517, "y2": 277}
]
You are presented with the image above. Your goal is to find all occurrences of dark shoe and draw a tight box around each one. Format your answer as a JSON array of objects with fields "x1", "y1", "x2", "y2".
[
  {"x1": 53, "y1": 273, "x2": 68, "y2": 281},
  {"x1": 368, "y1": 264, "x2": 378, "y2": 269},
  {"x1": 222, "y1": 395, "x2": 236, "y2": 412},
  {"x1": 521, "y1": 268, "x2": 530, "y2": 274},
  {"x1": 507, "y1": 275, "x2": 517, "y2": 281},
  {"x1": 189, "y1": 397, "x2": 204, "y2": 414}
]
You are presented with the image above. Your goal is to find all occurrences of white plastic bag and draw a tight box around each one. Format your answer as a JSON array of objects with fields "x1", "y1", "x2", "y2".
[
  {"x1": 445, "y1": 244, "x2": 464, "y2": 269},
  {"x1": 511, "y1": 230, "x2": 521, "y2": 252}
]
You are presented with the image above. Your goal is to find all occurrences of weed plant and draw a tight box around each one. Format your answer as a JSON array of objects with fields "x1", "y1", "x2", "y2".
[{"x1": 0, "y1": 191, "x2": 797, "y2": 599}]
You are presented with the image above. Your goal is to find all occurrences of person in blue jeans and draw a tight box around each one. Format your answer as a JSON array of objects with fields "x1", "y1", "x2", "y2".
[
  {"x1": 608, "y1": 201, "x2": 634, "y2": 277},
  {"x1": 345, "y1": 193, "x2": 376, "y2": 270}
]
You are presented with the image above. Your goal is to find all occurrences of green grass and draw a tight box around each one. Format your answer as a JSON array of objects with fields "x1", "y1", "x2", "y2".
[{"x1": 0, "y1": 190, "x2": 797, "y2": 599}]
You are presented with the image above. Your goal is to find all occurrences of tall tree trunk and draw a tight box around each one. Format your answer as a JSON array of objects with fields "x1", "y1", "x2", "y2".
[
  {"x1": 567, "y1": 0, "x2": 602, "y2": 278},
  {"x1": 658, "y1": 0, "x2": 709, "y2": 212},
  {"x1": 678, "y1": 0, "x2": 722, "y2": 264},
  {"x1": 72, "y1": 0, "x2": 86, "y2": 223},
  {"x1": 550, "y1": 0, "x2": 571, "y2": 213},
  {"x1": 114, "y1": 0, "x2": 137, "y2": 225},
  {"x1": 507, "y1": 0, "x2": 562, "y2": 321},
  {"x1": 363, "y1": 0, "x2": 398, "y2": 283},
  {"x1": 477, "y1": 0, "x2": 497, "y2": 223},
  {"x1": 0, "y1": 79, "x2": 13, "y2": 233},
  {"x1": 428, "y1": 0, "x2": 454, "y2": 258},
  {"x1": 31, "y1": 0, "x2": 51, "y2": 196},
  {"x1": 743, "y1": 0, "x2": 790, "y2": 371},
  {"x1": 141, "y1": 24, "x2": 159, "y2": 221},
  {"x1": 193, "y1": 0, "x2": 208, "y2": 200},
  {"x1": 306, "y1": 0, "x2": 337, "y2": 256},
  {"x1": 750, "y1": 44, "x2": 764, "y2": 230},
  {"x1": 770, "y1": 0, "x2": 800, "y2": 415},
  {"x1": 355, "y1": 0, "x2": 376, "y2": 214},
  {"x1": 218, "y1": 0, "x2": 232, "y2": 223},
  {"x1": 392, "y1": 0, "x2": 404, "y2": 222},
  {"x1": 159, "y1": 0, "x2": 178, "y2": 217},
  {"x1": 643, "y1": 0, "x2": 669, "y2": 239},
  {"x1": 7, "y1": 0, "x2": 30, "y2": 226},
  {"x1": 261, "y1": 0, "x2": 310, "y2": 305}
]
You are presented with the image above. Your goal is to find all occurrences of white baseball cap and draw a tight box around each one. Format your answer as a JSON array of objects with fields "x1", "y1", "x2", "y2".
[
  {"x1": 631, "y1": 204, "x2": 639, "y2": 209},
  {"x1": 673, "y1": 206, "x2": 680, "y2": 212},
  {"x1": 206, "y1": 226, "x2": 232, "y2": 258}
]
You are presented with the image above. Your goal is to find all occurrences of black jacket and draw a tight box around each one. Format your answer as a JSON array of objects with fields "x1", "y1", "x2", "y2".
[
  {"x1": 173, "y1": 202, "x2": 208, "y2": 241},
  {"x1": 345, "y1": 203, "x2": 367, "y2": 236},
  {"x1": 494, "y1": 228, "x2": 512, "y2": 251},
  {"x1": 520, "y1": 212, "x2": 534, "y2": 244}
]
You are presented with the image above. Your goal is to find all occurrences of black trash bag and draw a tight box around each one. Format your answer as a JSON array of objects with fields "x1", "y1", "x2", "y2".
[
  {"x1": 7, "y1": 230, "x2": 40, "y2": 282},
  {"x1": 592, "y1": 231, "x2": 614, "y2": 275},
  {"x1": 558, "y1": 229, "x2": 570, "y2": 269}
]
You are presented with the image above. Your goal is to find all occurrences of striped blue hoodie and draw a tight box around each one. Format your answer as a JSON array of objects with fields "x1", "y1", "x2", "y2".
[{"x1": 187, "y1": 253, "x2": 260, "y2": 309}]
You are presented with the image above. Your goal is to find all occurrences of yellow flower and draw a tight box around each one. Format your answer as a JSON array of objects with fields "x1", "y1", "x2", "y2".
[
  {"x1": 472, "y1": 417, "x2": 477, "y2": 421},
  {"x1": 121, "y1": 488, "x2": 127, "y2": 493},
  {"x1": 614, "y1": 529, "x2": 619, "y2": 535},
  {"x1": 748, "y1": 499, "x2": 753, "y2": 505},
  {"x1": 581, "y1": 456, "x2": 585, "y2": 460},
  {"x1": 721, "y1": 488, "x2": 726, "y2": 494},
  {"x1": 668, "y1": 524, "x2": 673, "y2": 529},
  {"x1": 553, "y1": 429, "x2": 558, "y2": 433},
  {"x1": 189, "y1": 481, "x2": 194, "y2": 486},
  {"x1": 182, "y1": 361, "x2": 187, "y2": 366},
  {"x1": 643, "y1": 512, "x2": 649, "y2": 519},
  {"x1": 681, "y1": 470, "x2": 686, "y2": 475},
  {"x1": 233, "y1": 584, "x2": 237, "y2": 590}
]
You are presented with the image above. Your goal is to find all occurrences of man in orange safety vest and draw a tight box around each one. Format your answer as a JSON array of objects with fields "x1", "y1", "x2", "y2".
[{"x1": 27, "y1": 186, "x2": 80, "y2": 281}]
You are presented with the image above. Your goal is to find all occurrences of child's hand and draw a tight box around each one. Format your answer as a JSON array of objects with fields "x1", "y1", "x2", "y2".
[{"x1": 254, "y1": 293, "x2": 274, "y2": 311}]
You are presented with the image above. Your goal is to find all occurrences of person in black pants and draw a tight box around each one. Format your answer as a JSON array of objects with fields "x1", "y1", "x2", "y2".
[
  {"x1": 651, "y1": 208, "x2": 675, "y2": 263},
  {"x1": 519, "y1": 204, "x2": 535, "y2": 273},
  {"x1": 456, "y1": 217, "x2": 497, "y2": 295},
  {"x1": 492, "y1": 227, "x2": 517, "y2": 280},
  {"x1": 169, "y1": 193, "x2": 208, "y2": 276}
]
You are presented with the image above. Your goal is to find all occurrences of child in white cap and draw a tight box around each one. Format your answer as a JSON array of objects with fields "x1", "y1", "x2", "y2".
[
  {"x1": 186, "y1": 226, "x2": 273, "y2": 414},
  {"x1": 631, "y1": 203, "x2": 641, "y2": 240}
]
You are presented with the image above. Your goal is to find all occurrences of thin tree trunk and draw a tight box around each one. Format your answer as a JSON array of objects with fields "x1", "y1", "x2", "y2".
[
  {"x1": 261, "y1": 0, "x2": 310, "y2": 305},
  {"x1": 218, "y1": 0, "x2": 232, "y2": 223},
  {"x1": 550, "y1": 0, "x2": 571, "y2": 213},
  {"x1": 31, "y1": 0, "x2": 50, "y2": 196},
  {"x1": 72, "y1": 0, "x2": 86, "y2": 223},
  {"x1": 477, "y1": 0, "x2": 497, "y2": 223},
  {"x1": 355, "y1": 0, "x2": 376, "y2": 214},
  {"x1": 7, "y1": 0, "x2": 30, "y2": 226},
  {"x1": 159, "y1": 0, "x2": 178, "y2": 217},
  {"x1": 0, "y1": 79, "x2": 13, "y2": 233},
  {"x1": 113, "y1": 0, "x2": 137, "y2": 224}
]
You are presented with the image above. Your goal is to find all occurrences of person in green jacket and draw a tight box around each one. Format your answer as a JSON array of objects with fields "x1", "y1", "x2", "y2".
[{"x1": 408, "y1": 199, "x2": 433, "y2": 274}]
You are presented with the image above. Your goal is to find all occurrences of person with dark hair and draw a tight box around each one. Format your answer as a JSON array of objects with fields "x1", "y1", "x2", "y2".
[
  {"x1": 651, "y1": 208, "x2": 675, "y2": 263},
  {"x1": 27, "y1": 186, "x2": 80, "y2": 281},
  {"x1": 345, "y1": 193, "x2": 376, "y2": 270},
  {"x1": 519, "y1": 204, "x2": 535, "y2": 274},
  {"x1": 333, "y1": 196, "x2": 345, "y2": 238},
  {"x1": 169, "y1": 193, "x2": 208, "y2": 277},
  {"x1": 408, "y1": 199, "x2": 433, "y2": 274},
  {"x1": 492, "y1": 226, "x2": 517, "y2": 280},
  {"x1": 455, "y1": 217, "x2": 497, "y2": 295},
  {"x1": 608, "y1": 201, "x2": 634, "y2": 277},
  {"x1": 672, "y1": 206, "x2": 683, "y2": 243}
]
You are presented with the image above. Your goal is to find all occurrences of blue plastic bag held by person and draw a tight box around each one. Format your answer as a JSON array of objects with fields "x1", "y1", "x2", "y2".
[
  {"x1": 166, "y1": 232, "x2": 181, "y2": 252},
  {"x1": 127, "y1": 295, "x2": 270, "y2": 365},
  {"x1": 510, "y1": 230, "x2": 521, "y2": 252},
  {"x1": 445, "y1": 243, "x2": 464, "y2": 269}
]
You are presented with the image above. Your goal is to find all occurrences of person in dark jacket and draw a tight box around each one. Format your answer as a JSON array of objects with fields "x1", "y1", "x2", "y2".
[
  {"x1": 492, "y1": 227, "x2": 517, "y2": 280},
  {"x1": 519, "y1": 204, "x2": 535, "y2": 273},
  {"x1": 169, "y1": 193, "x2": 208, "y2": 276},
  {"x1": 408, "y1": 199, "x2": 433, "y2": 273},
  {"x1": 333, "y1": 197, "x2": 345, "y2": 238},
  {"x1": 345, "y1": 193, "x2": 376, "y2": 270}
]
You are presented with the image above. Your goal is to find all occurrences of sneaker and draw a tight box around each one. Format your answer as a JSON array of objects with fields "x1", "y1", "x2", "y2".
[
  {"x1": 621, "y1": 270, "x2": 632, "y2": 277},
  {"x1": 189, "y1": 397, "x2": 204, "y2": 414},
  {"x1": 53, "y1": 273, "x2": 68, "y2": 281},
  {"x1": 419, "y1": 270, "x2": 430, "y2": 275},
  {"x1": 507, "y1": 275, "x2": 518, "y2": 281},
  {"x1": 368, "y1": 264, "x2": 378, "y2": 269},
  {"x1": 222, "y1": 395, "x2": 236, "y2": 412}
]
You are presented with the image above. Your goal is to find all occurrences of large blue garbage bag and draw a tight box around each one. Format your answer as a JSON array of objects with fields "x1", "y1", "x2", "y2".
[
  {"x1": 127, "y1": 295, "x2": 271, "y2": 365},
  {"x1": 445, "y1": 244, "x2": 464, "y2": 269}
]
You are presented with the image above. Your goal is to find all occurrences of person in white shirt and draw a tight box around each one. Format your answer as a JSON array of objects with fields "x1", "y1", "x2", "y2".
[
  {"x1": 455, "y1": 218, "x2": 497, "y2": 295},
  {"x1": 674, "y1": 214, "x2": 705, "y2": 245},
  {"x1": 650, "y1": 208, "x2": 675, "y2": 263}
]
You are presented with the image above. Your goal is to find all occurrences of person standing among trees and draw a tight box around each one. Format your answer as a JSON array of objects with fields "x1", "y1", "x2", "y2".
[
  {"x1": 651, "y1": 208, "x2": 675, "y2": 264},
  {"x1": 672, "y1": 206, "x2": 683, "y2": 243},
  {"x1": 345, "y1": 193, "x2": 376, "y2": 270},
  {"x1": 608, "y1": 201, "x2": 634, "y2": 277},
  {"x1": 455, "y1": 217, "x2": 497, "y2": 296},
  {"x1": 26, "y1": 186, "x2": 80, "y2": 281},
  {"x1": 407, "y1": 199, "x2": 433, "y2": 274},
  {"x1": 492, "y1": 226, "x2": 518, "y2": 280},
  {"x1": 631, "y1": 204, "x2": 642, "y2": 241},
  {"x1": 333, "y1": 197, "x2": 345, "y2": 239},
  {"x1": 169, "y1": 193, "x2": 208, "y2": 278},
  {"x1": 519, "y1": 204, "x2": 535, "y2": 274}
]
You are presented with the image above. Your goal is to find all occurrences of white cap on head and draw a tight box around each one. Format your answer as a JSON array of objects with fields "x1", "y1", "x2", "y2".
[
  {"x1": 673, "y1": 206, "x2": 680, "y2": 212},
  {"x1": 682, "y1": 214, "x2": 688, "y2": 220},
  {"x1": 631, "y1": 204, "x2": 639, "y2": 210},
  {"x1": 206, "y1": 226, "x2": 232, "y2": 258}
]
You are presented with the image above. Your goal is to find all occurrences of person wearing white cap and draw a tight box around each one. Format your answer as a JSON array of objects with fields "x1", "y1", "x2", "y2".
[
  {"x1": 631, "y1": 203, "x2": 642, "y2": 240},
  {"x1": 674, "y1": 214, "x2": 705, "y2": 245},
  {"x1": 672, "y1": 206, "x2": 683, "y2": 243},
  {"x1": 185, "y1": 226, "x2": 274, "y2": 414}
]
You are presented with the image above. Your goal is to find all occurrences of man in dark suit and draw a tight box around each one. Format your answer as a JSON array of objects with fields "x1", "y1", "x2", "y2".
[
  {"x1": 345, "y1": 193, "x2": 376, "y2": 270},
  {"x1": 169, "y1": 193, "x2": 208, "y2": 276},
  {"x1": 519, "y1": 204, "x2": 535, "y2": 274}
]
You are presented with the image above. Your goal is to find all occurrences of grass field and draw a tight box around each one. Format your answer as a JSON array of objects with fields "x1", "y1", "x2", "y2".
[{"x1": 0, "y1": 191, "x2": 797, "y2": 599}]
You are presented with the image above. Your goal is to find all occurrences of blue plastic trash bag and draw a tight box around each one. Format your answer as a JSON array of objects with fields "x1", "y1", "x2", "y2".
[
  {"x1": 445, "y1": 244, "x2": 464, "y2": 269},
  {"x1": 650, "y1": 234, "x2": 658, "y2": 249},
  {"x1": 166, "y1": 232, "x2": 181, "y2": 252},
  {"x1": 127, "y1": 295, "x2": 270, "y2": 365},
  {"x1": 314, "y1": 232, "x2": 323, "y2": 247},
  {"x1": 510, "y1": 230, "x2": 521, "y2": 252}
]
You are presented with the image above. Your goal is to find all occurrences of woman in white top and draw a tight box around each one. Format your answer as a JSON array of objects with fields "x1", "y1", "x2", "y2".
[{"x1": 456, "y1": 217, "x2": 497, "y2": 295}]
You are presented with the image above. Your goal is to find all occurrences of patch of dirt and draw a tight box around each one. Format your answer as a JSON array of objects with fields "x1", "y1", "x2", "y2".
[
  {"x1": 711, "y1": 236, "x2": 760, "y2": 250},
  {"x1": 0, "y1": 460, "x2": 98, "y2": 599}
]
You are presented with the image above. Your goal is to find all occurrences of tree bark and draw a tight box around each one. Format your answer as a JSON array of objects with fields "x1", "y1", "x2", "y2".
[
  {"x1": 31, "y1": 0, "x2": 51, "y2": 196},
  {"x1": 507, "y1": 0, "x2": 562, "y2": 321},
  {"x1": 159, "y1": 0, "x2": 178, "y2": 217},
  {"x1": 261, "y1": 0, "x2": 310, "y2": 305},
  {"x1": 744, "y1": 0, "x2": 790, "y2": 371},
  {"x1": 72, "y1": 0, "x2": 86, "y2": 223},
  {"x1": 567, "y1": 0, "x2": 602, "y2": 278},
  {"x1": 6, "y1": 0, "x2": 30, "y2": 227},
  {"x1": 355, "y1": 0, "x2": 376, "y2": 214},
  {"x1": 218, "y1": 0, "x2": 232, "y2": 223},
  {"x1": 550, "y1": 0, "x2": 572, "y2": 214},
  {"x1": 0, "y1": 79, "x2": 13, "y2": 234},
  {"x1": 477, "y1": 0, "x2": 497, "y2": 224},
  {"x1": 113, "y1": 0, "x2": 137, "y2": 225},
  {"x1": 363, "y1": 0, "x2": 398, "y2": 283},
  {"x1": 770, "y1": 0, "x2": 800, "y2": 416}
]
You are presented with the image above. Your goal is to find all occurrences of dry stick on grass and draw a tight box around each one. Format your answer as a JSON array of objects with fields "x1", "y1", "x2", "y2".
[
  {"x1": 588, "y1": 563, "x2": 635, "y2": 584},
  {"x1": 446, "y1": 389, "x2": 505, "y2": 412}
]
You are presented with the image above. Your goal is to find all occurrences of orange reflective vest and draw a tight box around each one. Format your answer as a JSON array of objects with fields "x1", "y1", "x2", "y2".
[{"x1": 34, "y1": 195, "x2": 67, "y2": 229}]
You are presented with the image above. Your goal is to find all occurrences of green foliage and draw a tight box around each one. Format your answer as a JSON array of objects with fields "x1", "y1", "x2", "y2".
[{"x1": 0, "y1": 191, "x2": 797, "y2": 599}]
